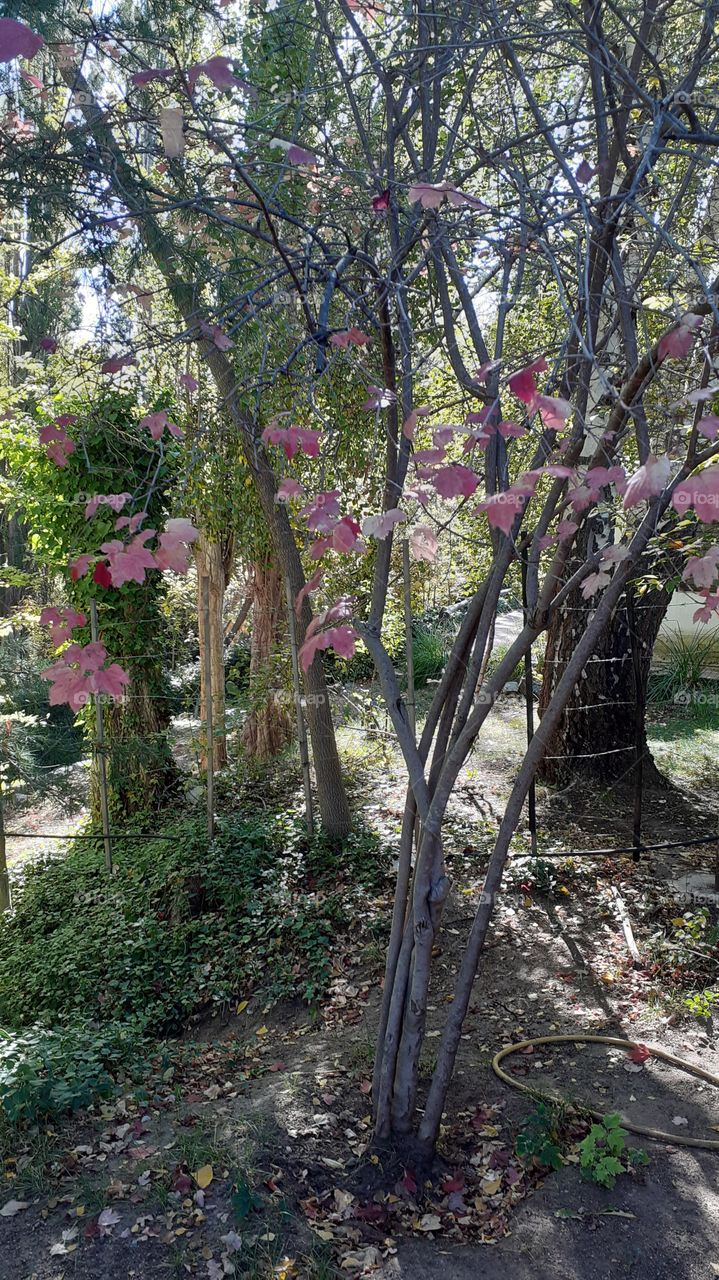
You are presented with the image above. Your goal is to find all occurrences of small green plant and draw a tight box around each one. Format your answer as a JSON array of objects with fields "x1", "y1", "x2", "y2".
[
  {"x1": 684, "y1": 988, "x2": 719, "y2": 1025},
  {"x1": 411, "y1": 625, "x2": 447, "y2": 686},
  {"x1": 649, "y1": 627, "x2": 719, "y2": 705},
  {"x1": 516, "y1": 1101, "x2": 564, "y2": 1170},
  {"x1": 578, "y1": 1113, "x2": 649, "y2": 1188}
]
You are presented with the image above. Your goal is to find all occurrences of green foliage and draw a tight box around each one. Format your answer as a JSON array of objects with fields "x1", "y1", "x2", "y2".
[
  {"x1": 516, "y1": 1102, "x2": 564, "y2": 1170},
  {"x1": 649, "y1": 628, "x2": 719, "y2": 705},
  {"x1": 578, "y1": 1114, "x2": 648, "y2": 1188},
  {"x1": 411, "y1": 626, "x2": 447, "y2": 686},
  {"x1": 0, "y1": 810, "x2": 387, "y2": 1122},
  {"x1": 0, "y1": 632, "x2": 84, "y2": 785},
  {"x1": 0, "y1": 1022, "x2": 143, "y2": 1125},
  {"x1": 684, "y1": 988, "x2": 719, "y2": 1021}
]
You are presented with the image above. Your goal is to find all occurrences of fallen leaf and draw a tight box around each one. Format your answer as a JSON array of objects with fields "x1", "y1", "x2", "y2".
[
  {"x1": 0, "y1": 1200, "x2": 29, "y2": 1217},
  {"x1": 628, "y1": 1044, "x2": 651, "y2": 1064},
  {"x1": 672, "y1": 1116, "x2": 689, "y2": 1126},
  {"x1": 193, "y1": 1164, "x2": 214, "y2": 1189},
  {"x1": 417, "y1": 1213, "x2": 442, "y2": 1232}
]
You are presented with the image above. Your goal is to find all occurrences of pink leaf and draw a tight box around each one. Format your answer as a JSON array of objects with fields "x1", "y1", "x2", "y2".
[
  {"x1": 623, "y1": 453, "x2": 671, "y2": 509},
  {"x1": 658, "y1": 313, "x2": 703, "y2": 360},
  {"x1": 41, "y1": 606, "x2": 86, "y2": 648},
  {"x1": 697, "y1": 415, "x2": 719, "y2": 442},
  {"x1": 178, "y1": 373, "x2": 198, "y2": 392},
  {"x1": 69, "y1": 554, "x2": 93, "y2": 581},
  {"x1": 130, "y1": 68, "x2": 172, "y2": 87},
  {"x1": 20, "y1": 68, "x2": 44, "y2": 91},
  {"x1": 497, "y1": 419, "x2": 526, "y2": 438},
  {"x1": 508, "y1": 357, "x2": 548, "y2": 404},
  {"x1": 473, "y1": 360, "x2": 501, "y2": 384},
  {"x1": 100, "y1": 534, "x2": 157, "y2": 587},
  {"x1": 557, "y1": 519, "x2": 579, "y2": 540},
  {"x1": 361, "y1": 508, "x2": 406, "y2": 539},
  {"x1": 410, "y1": 526, "x2": 438, "y2": 562},
  {"x1": 0, "y1": 18, "x2": 44, "y2": 63},
  {"x1": 362, "y1": 385, "x2": 396, "y2": 411},
  {"x1": 581, "y1": 570, "x2": 611, "y2": 599},
  {"x1": 276, "y1": 478, "x2": 305, "y2": 502},
  {"x1": 693, "y1": 590, "x2": 719, "y2": 623},
  {"x1": 163, "y1": 517, "x2": 199, "y2": 543},
  {"x1": 299, "y1": 625, "x2": 357, "y2": 672},
  {"x1": 372, "y1": 189, "x2": 390, "y2": 212},
  {"x1": 402, "y1": 405, "x2": 431, "y2": 439},
  {"x1": 101, "y1": 353, "x2": 136, "y2": 375},
  {"x1": 139, "y1": 409, "x2": 181, "y2": 440},
  {"x1": 331, "y1": 516, "x2": 363, "y2": 554},
  {"x1": 575, "y1": 158, "x2": 596, "y2": 183},
  {"x1": 533, "y1": 394, "x2": 571, "y2": 429},
  {"x1": 683, "y1": 547, "x2": 719, "y2": 590},
  {"x1": 672, "y1": 464, "x2": 719, "y2": 524},
  {"x1": 199, "y1": 319, "x2": 233, "y2": 350},
  {"x1": 475, "y1": 489, "x2": 528, "y2": 534},
  {"x1": 329, "y1": 327, "x2": 371, "y2": 348},
  {"x1": 408, "y1": 181, "x2": 487, "y2": 211},
  {"x1": 294, "y1": 568, "x2": 323, "y2": 618},
  {"x1": 301, "y1": 491, "x2": 341, "y2": 533},
  {"x1": 431, "y1": 464, "x2": 480, "y2": 499},
  {"x1": 188, "y1": 56, "x2": 240, "y2": 93},
  {"x1": 287, "y1": 144, "x2": 319, "y2": 167}
]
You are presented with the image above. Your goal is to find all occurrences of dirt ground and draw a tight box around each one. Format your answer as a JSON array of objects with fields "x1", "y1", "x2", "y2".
[{"x1": 2, "y1": 696, "x2": 719, "y2": 1279}]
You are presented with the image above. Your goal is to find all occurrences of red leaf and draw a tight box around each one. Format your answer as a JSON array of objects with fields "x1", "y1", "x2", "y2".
[
  {"x1": 400, "y1": 1169, "x2": 417, "y2": 1195},
  {"x1": 628, "y1": 1043, "x2": 651, "y2": 1064},
  {"x1": 440, "y1": 1172, "x2": 464, "y2": 1193},
  {"x1": 93, "y1": 561, "x2": 112, "y2": 588}
]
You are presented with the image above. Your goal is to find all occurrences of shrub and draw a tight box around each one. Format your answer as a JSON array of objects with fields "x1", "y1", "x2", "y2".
[{"x1": 0, "y1": 813, "x2": 386, "y2": 1035}]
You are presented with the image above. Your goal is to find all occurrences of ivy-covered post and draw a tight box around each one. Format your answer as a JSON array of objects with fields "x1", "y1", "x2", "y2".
[
  {"x1": 201, "y1": 576, "x2": 215, "y2": 841},
  {"x1": 90, "y1": 599, "x2": 113, "y2": 873}
]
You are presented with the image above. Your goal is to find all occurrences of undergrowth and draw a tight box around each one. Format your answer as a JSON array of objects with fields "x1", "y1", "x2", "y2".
[{"x1": 0, "y1": 810, "x2": 387, "y2": 1124}]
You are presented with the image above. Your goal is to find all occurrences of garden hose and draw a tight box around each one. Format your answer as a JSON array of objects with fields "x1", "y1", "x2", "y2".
[{"x1": 492, "y1": 1033, "x2": 719, "y2": 1150}]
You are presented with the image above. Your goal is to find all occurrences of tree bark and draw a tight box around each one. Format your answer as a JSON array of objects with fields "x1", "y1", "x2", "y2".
[
  {"x1": 195, "y1": 532, "x2": 233, "y2": 770},
  {"x1": 242, "y1": 560, "x2": 293, "y2": 758},
  {"x1": 538, "y1": 525, "x2": 670, "y2": 786}
]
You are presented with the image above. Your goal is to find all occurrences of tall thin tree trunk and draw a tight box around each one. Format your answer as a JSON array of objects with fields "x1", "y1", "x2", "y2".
[
  {"x1": 195, "y1": 533, "x2": 231, "y2": 770},
  {"x1": 242, "y1": 560, "x2": 293, "y2": 758}
]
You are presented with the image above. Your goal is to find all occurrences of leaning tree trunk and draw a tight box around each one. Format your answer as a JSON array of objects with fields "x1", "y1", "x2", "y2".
[
  {"x1": 242, "y1": 560, "x2": 293, "y2": 758},
  {"x1": 538, "y1": 522, "x2": 671, "y2": 786},
  {"x1": 195, "y1": 532, "x2": 233, "y2": 769}
]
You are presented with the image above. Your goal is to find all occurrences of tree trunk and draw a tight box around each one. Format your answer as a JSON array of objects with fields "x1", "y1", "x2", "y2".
[
  {"x1": 195, "y1": 533, "x2": 232, "y2": 770},
  {"x1": 242, "y1": 560, "x2": 293, "y2": 758},
  {"x1": 538, "y1": 526, "x2": 670, "y2": 786},
  {"x1": 92, "y1": 667, "x2": 179, "y2": 824}
]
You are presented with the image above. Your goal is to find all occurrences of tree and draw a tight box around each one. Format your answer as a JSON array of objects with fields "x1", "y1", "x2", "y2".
[{"x1": 4, "y1": 0, "x2": 719, "y2": 1168}]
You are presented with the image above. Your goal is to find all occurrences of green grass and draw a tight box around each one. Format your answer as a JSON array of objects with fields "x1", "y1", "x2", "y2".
[{"x1": 647, "y1": 699, "x2": 719, "y2": 787}]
